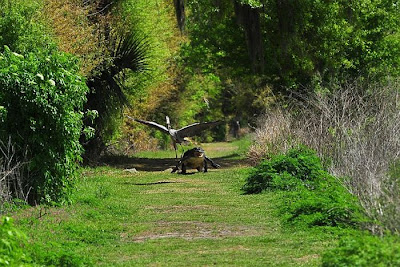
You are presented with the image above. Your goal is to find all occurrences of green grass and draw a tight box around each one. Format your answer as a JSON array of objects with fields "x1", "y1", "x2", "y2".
[
  {"x1": 133, "y1": 136, "x2": 251, "y2": 160},
  {"x1": 10, "y1": 140, "x2": 340, "y2": 266}
]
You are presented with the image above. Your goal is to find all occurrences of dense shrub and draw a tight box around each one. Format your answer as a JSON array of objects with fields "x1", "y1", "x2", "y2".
[
  {"x1": 282, "y1": 183, "x2": 363, "y2": 228},
  {"x1": 0, "y1": 217, "x2": 31, "y2": 265},
  {"x1": 243, "y1": 146, "x2": 364, "y2": 227},
  {"x1": 243, "y1": 146, "x2": 326, "y2": 193},
  {"x1": 0, "y1": 46, "x2": 88, "y2": 204},
  {"x1": 0, "y1": 216, "x2": 88, "y2": 266},
  {"x1": 322, "y1": 232, "x2": 400, "y2": 267}
]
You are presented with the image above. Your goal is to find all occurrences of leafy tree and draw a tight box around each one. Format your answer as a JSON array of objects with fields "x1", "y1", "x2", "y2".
[
  {"x1": 262, "y1": 0, "x2": 400, "y2": 89},
  {"x1": 180, "y1": 0, "x2": 400, "y2": 121},
  {"x1": 184, "y1": 0, "x2": 250, "y2": 76}
]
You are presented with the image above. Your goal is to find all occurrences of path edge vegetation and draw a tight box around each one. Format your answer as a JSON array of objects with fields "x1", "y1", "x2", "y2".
[{"x1": 243, "y1": 145, "x2": 400, "y2": 266}]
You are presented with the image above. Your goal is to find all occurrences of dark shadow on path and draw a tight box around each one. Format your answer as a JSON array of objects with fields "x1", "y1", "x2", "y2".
[
  {"x1": 100, "y1": 155, "x2": 176, "y2": 171},
  {"x1": 99, "y1": 153, "x2": 249, "y2": 172}
]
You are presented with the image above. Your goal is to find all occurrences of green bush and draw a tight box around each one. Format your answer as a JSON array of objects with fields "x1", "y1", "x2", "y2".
[
  {"x1": 242, "y1": 146, "x2": 325, "y2": 193},
  {"x1": 322, "y1": 232, "x2": 400, "y2": 266},
  {"x1": 282, "y1": 183, "x2": 362, "y2": 228},
  {"x1": 0, "y1": 0, "x2": 49, "y2": 54},
  {"x1": 0, "y1": 217, "x2": 31, "y2": 266},
  {"x1": 243, "y1": 146, "x2": 364, "y2": 227},
  {"x1": 0, "y1": 46, "x2": 89, "y2": 204}
]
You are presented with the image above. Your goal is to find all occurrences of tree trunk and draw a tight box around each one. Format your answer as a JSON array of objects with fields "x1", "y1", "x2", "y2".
[
  {"x1": 174, "y1": 0, "x2": 185, "y2": 33},
  {"x1": 234, "y1": 1, "x2": 264, "y2": 74},
  {"x1": 276, "y1": 0, "x2": 294, "y2": 76}
]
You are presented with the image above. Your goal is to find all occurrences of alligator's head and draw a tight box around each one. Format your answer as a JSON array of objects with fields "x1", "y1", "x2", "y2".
[{"x1": 192, "y1": 147, "x2": 205, "y2": 157}]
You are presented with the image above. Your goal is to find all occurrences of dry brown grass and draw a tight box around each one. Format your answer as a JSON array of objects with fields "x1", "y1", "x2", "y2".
[
  {"x1": 247, "y1": 108, "x2": 293, "y2": 165},
  {"x1": 250, "y1": 79, "x2": 400, "y2": 233}
]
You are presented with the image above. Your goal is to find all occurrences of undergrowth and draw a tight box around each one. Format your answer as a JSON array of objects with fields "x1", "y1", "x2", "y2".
[
  {"x1": 0, "y1": 217, "x2": 30, "y2": 266},
  {"x1": 243, "y1": 145, "x2": 400, "y2": 265},
  {"x1": 243, "y1": 146, "x2": 364, "y2": 228},
  {"x1": 249, "y1": 81, "x2": 400, "y2": 234},
  {"x1": 0, "y1": 216, "x2": 91, "y2": 266},
  {"x1": 322, "y1": 232, "x2": 400, "y2": 267}
]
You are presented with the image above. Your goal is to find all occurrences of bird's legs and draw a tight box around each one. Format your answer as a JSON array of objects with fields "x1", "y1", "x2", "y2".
[
  {"x1": 173, "y1": 141, "x2": 178, "y2": 159},
  {"x1": 173, "y1": 140, "x2": 186, "y2": 159},
  {"x1": 178, "y1": 143, "x2": 185, "y2": 158}
]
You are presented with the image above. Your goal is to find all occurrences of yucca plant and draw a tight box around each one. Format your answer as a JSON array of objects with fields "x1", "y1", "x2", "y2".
[{"x1": 83, "y1": 30, "x2": 148, "y2": 163}]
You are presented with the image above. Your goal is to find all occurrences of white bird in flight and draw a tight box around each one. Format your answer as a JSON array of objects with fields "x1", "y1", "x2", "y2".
[{"x1": 127, "y1": 115, "x2": 223, "y2": 158}]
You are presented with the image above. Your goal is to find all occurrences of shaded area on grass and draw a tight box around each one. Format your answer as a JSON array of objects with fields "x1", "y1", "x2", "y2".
[
  {"x1": 98, "y1": 153, "x2": 249, "y2": 172},
  {"x1": 100, "y1": 156, "x2": 175, "y2": 171}
]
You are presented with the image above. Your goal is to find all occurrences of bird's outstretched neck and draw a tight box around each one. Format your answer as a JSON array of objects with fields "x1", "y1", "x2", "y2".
[{"x1": 166, "y1": 116, "x2": 171, "y2": 130}]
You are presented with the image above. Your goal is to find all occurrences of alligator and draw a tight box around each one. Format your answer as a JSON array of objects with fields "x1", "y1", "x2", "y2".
[{"x1": 171, "y1": 147, "x2": 220, "y2": 174}]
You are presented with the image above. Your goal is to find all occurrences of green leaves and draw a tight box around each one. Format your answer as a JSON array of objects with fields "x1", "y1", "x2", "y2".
[
  {"x1": 243, "y1": 146, "x2": 364, "y2": 228},
  {"x1": 0, "y1": 217, "x2": 31, "y2": 266},
  {"x1": 185, "y1": 0, "x2": 400, "y2": 93},
  {"x1": 237, "y1": 0, "x2": 264, "y2": 8},
  {"x1": 0, "y1": 46, "x2": 89, "y2": 204}
]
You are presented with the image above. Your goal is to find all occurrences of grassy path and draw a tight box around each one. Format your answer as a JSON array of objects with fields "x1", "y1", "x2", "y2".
[{"x1": 13, "y1": 141, "x2": 336, "y2": 266}]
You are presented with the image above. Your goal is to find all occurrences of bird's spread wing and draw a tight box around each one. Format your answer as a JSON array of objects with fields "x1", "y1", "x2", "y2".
[
  {"x1": 126, "y1": 116, "x2": 169, "y2": 133},
  {"x1": 177, "y1": 121, "x2": 223, "y2": 137}
]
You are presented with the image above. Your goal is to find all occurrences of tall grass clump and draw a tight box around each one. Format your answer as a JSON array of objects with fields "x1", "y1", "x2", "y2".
[{"x1": 250, "y1": 79, "x2": 400, "y2": 233}]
